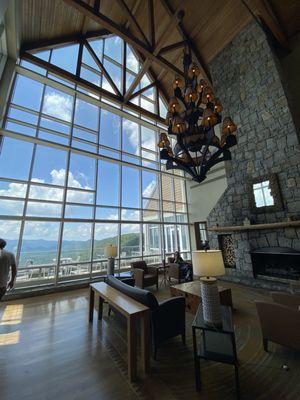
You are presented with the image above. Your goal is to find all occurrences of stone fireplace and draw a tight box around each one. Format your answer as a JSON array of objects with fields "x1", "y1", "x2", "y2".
[{"x1": 206, "y1": 21, "x2": 300, "y2": 285}]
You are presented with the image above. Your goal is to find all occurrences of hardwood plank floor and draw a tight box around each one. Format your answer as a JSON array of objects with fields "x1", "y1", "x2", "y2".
[{"x1": 0, "y1": 282, "x2": 299, "y2": 400}]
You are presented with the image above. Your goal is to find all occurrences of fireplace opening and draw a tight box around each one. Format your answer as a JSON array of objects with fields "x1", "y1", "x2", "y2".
[{"x1": 250, "y1": 247, "x2": 300, "y2": 281}]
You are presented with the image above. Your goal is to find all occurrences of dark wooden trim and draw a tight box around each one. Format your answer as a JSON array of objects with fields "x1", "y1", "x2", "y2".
[
  {"x1": 241, "y1": 0, "x2": 289, "y2": 50},
  {"x1": 115, "y1": 0, "x2": 150, "y2": 46},
  {"x1": 194, "y1": 221, "x2": 208, "y2": 250},
  {"x1": 84, "y1": 39, "x2": 122, "y2": 96},
  {"x1": 21, "y1": 52, "x2": 165, "y2": 124},
  {"x1": 76, "y1": 41, "x2": 83, "y2": 77},
  {"x1": 62, "y1": 0, "x2": 184, "y2": 77},
  {"x1": 159, "y1": 40, "x2": 186, "y2": 55},
  {"x1": 147, "y1": 0, "x2": 155, "y2": 48},
  {"x1": 159, "y1": 0, "x2": 212, "y2": 83},
  {"x1": 129, "y1": 81, "x2": 156, "y2": 100},
  {"x1": 21, "y1": 29, "x2": 112, "y2": 53},
  {"x1": 122, "y1": 41, "x2": 127, "y2": 96},
  {"x1": 124, "y1": 59, "x2": 151, "y2": 102},
  {"x1": 94, "y1": 0, "x2": 100, "y2": 12}
]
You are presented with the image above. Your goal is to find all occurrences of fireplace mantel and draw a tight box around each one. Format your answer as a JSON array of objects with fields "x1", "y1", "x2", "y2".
[{"x1": 209, "y1": 220, "x2": 300, "y2": 233}]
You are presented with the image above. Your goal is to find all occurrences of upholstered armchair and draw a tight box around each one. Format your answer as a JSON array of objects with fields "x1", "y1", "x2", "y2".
[
  {"x1": 130, "y1": 260, "x2": 159, "y2": 290},
  {"x1": 255, "y1": 293, "x2": 300, "y2": 352},
  {"x1": 107, "y1": 276, "x2": 185, "y2": 360},
  {"x1": 167, "y1": 257, "x2": 193, "y2": 284}
]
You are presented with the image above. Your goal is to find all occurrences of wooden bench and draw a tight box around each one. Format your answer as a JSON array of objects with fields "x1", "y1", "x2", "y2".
[{"x1": 89, "y1": 282, "x2": 150, "y2": 382}]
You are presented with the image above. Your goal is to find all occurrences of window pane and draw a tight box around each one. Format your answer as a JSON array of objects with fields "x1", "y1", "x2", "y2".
[
  {"x1": 29, "y1": 184, "x2": 63, "y2": 201},
  {"x1": 12, "y1": 75, "x2": 43, "y2": 111},
  {"x1": 121, "y1": 224, "x2": 140, "y2": 257},
  {"x1": 104, "y1": 36, "x2": 122, "y2": 63},
  {"x1": 42, "y1": 86, "x2": 73, "y2": 122},
  {"x1": 64, "y1": 204, "x2": 93, "y2": 219},
  {"x1": 174, "y1": 178, "x2": 186, "y2": 203},
  {"x1": 96, "y1": 207, "x2": 119, "y2": 220},
  {"x1": 32, "y1": 145, "x2": 67, "y2": 185},
  {"x1": 121, "y1": 209, "x2": 140, "y2": 221},
  {"x1": 162, "y1": 175, "x2": 174, "y2": 201},
  {"x1": 122, "y1": 119, "x2": 139, "y2": 155},
  {"x1": 66, "y1": 189, "x2": 94, "y2": 204},
  {"x1": 68, "y1": 153, "x2": 96, "y2": 190},
  {"x1": 177, "y1": 225, "x2": 189, "y2": 252},
  {"x1": 143, "y1": 224, "x2": 160, "y2": 255},
  {"x1": 0, "y1": 137, "x2": 33, "y2": 180},
  {"x1": 164, "y1": 225, "x2": 177, "y2": 254},
  {"x1": 142, "y1": 171, "x2": 159, "y2": 199},
  {"x1": 103, "y1": 59, "x2": 122, "y2": 92},
  {"x1": 0, "y1": 199, "x2": 24, "y2": 216},
  {"x1": 8, "y1": 107, "x2": 39, "y2": 125},
  {"x1": 126, "y1": 46, "x2": 139, "y2": 73},
  {"x1": 0, "y1": 181, "x2": 27, "y2": 198},
  {"x1": 141, "y1": 126, "x2": 156, "y2": 151},
  {"x1": 19, "y1": 221, "x2": 60, "y2": 267},
  {"x1": 6, "y1": 121, "x2": 36, "y2": 137},
  {"x1": 100, "y1": 110, "x2": 120, "y2": 149},
  {"x1": 50, "y1": 44, "x2": 79, "y2": 74},
  {"x1": 97, "y1": 160, "x2": 119, "y2": 206},
  {"x1": 26, "y1": 201, "x2": 62, "y2": 218},
  {"x1": 122, "y1": 166, "x2": 140, "y2": 208},
  {"x1": 74, "y1": 98, "x2": 99, "y2": 131},
  {"x1": 94, "y1": 223, "x2": 118, "y2": 260},
  {"x1": 0, "y1": 220, "x2": 21, "y2": 253},
  {"x1": 61, "y1": 222, "x2": 92, "y2": 263},
  {"x1": 40, "y1": 117, "x2": 70, "y2": 134}
]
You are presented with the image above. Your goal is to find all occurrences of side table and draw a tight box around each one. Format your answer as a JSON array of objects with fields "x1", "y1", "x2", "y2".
[{"x1": 192, "y1": 305, "x2": 240, "y2": 399}]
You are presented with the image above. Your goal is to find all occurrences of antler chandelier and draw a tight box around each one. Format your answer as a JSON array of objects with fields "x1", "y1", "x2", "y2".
[{"x1": 158, "y1": 45, "x2": 237, "y2": 184}]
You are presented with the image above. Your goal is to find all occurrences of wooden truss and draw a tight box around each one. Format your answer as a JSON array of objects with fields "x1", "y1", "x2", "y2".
[{"x1": 20, "y1": 0, "x2": 212, "y2": 124}]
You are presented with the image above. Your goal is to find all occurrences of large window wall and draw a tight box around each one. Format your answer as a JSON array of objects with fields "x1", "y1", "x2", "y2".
[{"x1": 0, "y1": 38, "x2": 190, "y2": 289}]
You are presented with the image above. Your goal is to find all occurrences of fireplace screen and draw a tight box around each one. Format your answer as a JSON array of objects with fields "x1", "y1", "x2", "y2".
[{"x1": 218, "y1": 234, "x2": 236, "y2": 268}]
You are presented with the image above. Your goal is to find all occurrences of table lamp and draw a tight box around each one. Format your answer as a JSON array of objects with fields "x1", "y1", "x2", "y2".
[
  {"x1": 192, "y1": 250, "x2": 225, "y2": 326},
  {"x1": 105, "y1": 245, "x2": 118, "y2": 275}
]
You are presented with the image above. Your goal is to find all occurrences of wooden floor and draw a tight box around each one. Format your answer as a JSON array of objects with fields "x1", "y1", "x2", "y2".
[{"x1": 0, "y1": 281, "x2": 299, "y2": 400}]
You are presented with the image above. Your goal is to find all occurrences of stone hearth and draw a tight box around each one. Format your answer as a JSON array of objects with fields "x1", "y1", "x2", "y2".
[{"x1": 206, "y1": 21, "x2": 300, "y2": 286}]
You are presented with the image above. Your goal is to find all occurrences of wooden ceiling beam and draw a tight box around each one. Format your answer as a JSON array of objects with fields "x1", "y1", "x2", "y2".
[
  {"x1": 147, "y1": 0, "x2": 155, "y2": 48},
  {"x1": 124, "y1": 59, "x2": 151, "y2": 102},
  {"x1": 21, "y1": 29, "x2": 112, "y2": 53},
  {"x1": 115, "y1": 0, "x2": 150, "y2": 47},
  {"x1": 159, "y1": 40, "x2": 186, "y2": 55},
  {"x1": 62, "y1": 0, "x2": 184, "y2": 77},
  {"x1": 159, "y1": 0, "x2": 212, "y2": 84},
  {"x1": 128, "y1": 81, "x2": 156, "y2": 101},
  {"x1": 84, "y1": 39, "x2": 122, "y2": 96},
  {"x1": 21, "y1": 52, "x2": 165, "y2": 124},
  {"x1": 241, "y1": 0, "x2": 289, "y2": 50}
]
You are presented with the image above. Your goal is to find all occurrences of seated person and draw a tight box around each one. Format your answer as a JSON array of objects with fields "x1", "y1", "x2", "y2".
[{"x1": 173, "y1": 251, "x2": 193, "y2": 282}]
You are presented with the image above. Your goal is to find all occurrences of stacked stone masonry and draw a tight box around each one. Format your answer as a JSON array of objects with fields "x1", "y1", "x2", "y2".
[{"x1": 207, "y1": 21, "x2": 300, "y2": 279}]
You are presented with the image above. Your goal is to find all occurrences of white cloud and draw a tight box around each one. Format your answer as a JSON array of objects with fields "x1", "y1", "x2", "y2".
[
  {"x1": 123, "y1": 119, "x2": 139, "y2": 155},
  {"x1": 0, "y1": 169, "x2": 92, "y2": 217},
  {"x1": 43, "y1": 90, "x2": 73, "y2": 122}
]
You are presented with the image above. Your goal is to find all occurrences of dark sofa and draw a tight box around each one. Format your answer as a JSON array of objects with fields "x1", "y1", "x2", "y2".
[{"x1": 107, "y1": 276, "x2": 185, "y2": 359}]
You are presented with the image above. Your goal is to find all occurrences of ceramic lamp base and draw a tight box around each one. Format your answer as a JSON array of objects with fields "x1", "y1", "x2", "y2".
[
  {"x1": 107, "y1": 257, "x2": 115, "y2": 276},
  {"x1": 200, "y1": 277, "x2": 222, "y2": 326}
]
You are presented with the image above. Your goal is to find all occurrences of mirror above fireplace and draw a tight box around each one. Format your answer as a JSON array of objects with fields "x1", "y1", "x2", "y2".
[{"x1": 247, "y1": 174, "x2": 283, "y2": 213}]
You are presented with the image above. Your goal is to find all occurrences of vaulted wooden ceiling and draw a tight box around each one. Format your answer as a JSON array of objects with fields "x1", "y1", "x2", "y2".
[{"x1": 20, "y1": 0, "x2": 300, "y2": 107}]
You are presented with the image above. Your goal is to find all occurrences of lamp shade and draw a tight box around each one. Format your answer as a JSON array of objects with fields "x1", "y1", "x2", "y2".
[
  {"x1": 105, "y1": 245, "x2": 117, "y2": 258},
  {"x1": 192, "y1": 250, "x2": 225, "y2": 277}
]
